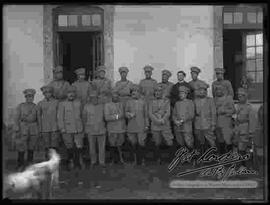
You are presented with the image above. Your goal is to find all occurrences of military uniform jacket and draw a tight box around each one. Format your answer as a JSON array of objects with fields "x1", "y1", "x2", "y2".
[
  {"x1": 149, "y1": 98, "x2": 171, "y2": 131},
  {"x1": 234, "y1": 103, "x2": 256, "y2": 136},
  {"x1": 158, "y1": 81, "x2": 174, "y2": 99},
  {"x1": 15, "y1": 102, "x2": 39, "y2": 135},
  {"x1": 37, "y1": 98, "x2": 59, "y2": 132},
  {"x1": 212, "y1": 80, "x2": 234, "y2": 98},
  {"x1": 72, "y1": 80, "x2": 92, "y2": 105},
  {"x1": 57, "y1": 100, "x2": 83, "y2": 133},
  {"x1": 83, "y1": 103, "x2": 106, "y2": 135},
  {"x1": 125, "y1": 98, "x2": 149, "y2": 133},
  {"x1": 215, "y1": 95, "x2": 235, "y2": 128},
  {"x1": 114, "y1": 80, "x2": 133, "y2": 103},
  {"x1": 48, "y1": 80, "x2": 70, "y2": 100},
  {"x1": 139, "y1": 78, "x2": 158, "y2": 102},
  {"x1": 188, "y1": 79, "x2": 206, "y2": 100},
  {"x1": 170, "y1": 81, "x2": 192, "y2": 106},
  {"x1": 194, "y1": 97, "x2": 216, "y2": 130},
  {"x1": 104, "y1": 102, "x2": 126, "y2": 133},
  {"x1": 92, "y1": 78, "x2": 112, "y2": 104},
  {"x1": 173, "y1": 99, "x2": 194, "y2": 132}
]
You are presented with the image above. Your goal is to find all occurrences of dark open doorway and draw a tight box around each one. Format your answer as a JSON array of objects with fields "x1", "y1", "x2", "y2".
[{"x1": 57, "y1": 32, "x2": 103, "y2": 84}]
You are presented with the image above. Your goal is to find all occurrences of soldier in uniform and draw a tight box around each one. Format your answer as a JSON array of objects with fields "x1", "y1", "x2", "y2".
[
  {"x1": 82, "y1": 90, "x2": 106, "y2": 171},
  {"x1": 172, "y1": 86, "x2": 195, "y2": 150},
  {"x1": 48, "y1": 65, "x2": 70, "y2": 101},
  {"x1": 139, "y1": 65, "x2": 158, "y2": 114},
  {"x1": 104, "y1": 90, "x2": 126, "y2": 165},
  {"x1": 57, "y1": 85, "x2": 84, "y2": 171},
  {"x1": 14, "y1": 89, "x2": 39, "y2": 170},
  {"x1": 91, "y1": 65, "x2": 112, "y2": 104},
  {"x1": 149, "y1": 84, "x2": 173, "y2": 164},
  {"x1": 170, "y1": 70, "x2": 192, "y2": 107},
  {"x1": 37, "y1": 85, "x2": 59, "y2": 160},
  {"x1": 212, "y1": 67, "x2": 234, "y2": 98},
  {"x1": 114, "y1": 67, "x2": 133, "y2": 107},
  {"x1": 158, "y1": 69, "x2": 174, "y2": 99},
  {"x1": 214, "y1": 84, "x2": 235, "y2": 154},
  {"x1": 125, "y1": 84, "x2": 149, "y2": 165},
  {"x1": 194, "y1": 82, "x2": 216, "y2": 153},
  {"x1": 188, "y1": 66, "x2": 207, "y2": 100},
  {"x1": 72, "y1": 67, "x2": 92, "y2": 106},
  {"x1": 233, "y1": 88, "x2": 256, "y2": 166}
]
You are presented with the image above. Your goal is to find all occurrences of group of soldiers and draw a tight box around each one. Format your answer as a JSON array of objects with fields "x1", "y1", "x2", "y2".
[{"x1": 13, "y1": 64, "x2": 261, "y2": 171}]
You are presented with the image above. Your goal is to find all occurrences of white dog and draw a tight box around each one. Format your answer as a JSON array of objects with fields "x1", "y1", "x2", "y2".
[{"x1": 4, "y1": 148, "x2": 60, "y2": 199}]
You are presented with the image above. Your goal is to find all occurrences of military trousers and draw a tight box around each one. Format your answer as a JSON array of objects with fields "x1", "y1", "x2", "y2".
[
  {"x1": 108, "y1": 133, "x2": 125, "y2": 147},
  {"x1": 87, "y1": 134, "x2": 106, "y2": 165},
  {"x1": 152, "y1": 130, "x2": 173, "y2": 146},
  {"x1": 62, "y1": 133, "x2": 84, "y2": 149},
  {"x1": 127, "y1": 132, "x2": 147, "y2": 146},
  {"x1": 194, "y1": 129, "x2": 216, "y2": 147},
  {"x1": 174, "y1": 131, "x2": 194, "y2": 148}
]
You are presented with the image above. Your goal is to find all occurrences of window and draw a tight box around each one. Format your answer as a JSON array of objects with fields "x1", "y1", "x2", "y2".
[
  {"x1": 245, "y1": 32, "x2": 263, "y2": 83},
  {"x1": 57, "y1": 14, "x2": 102, "y2": 28}
]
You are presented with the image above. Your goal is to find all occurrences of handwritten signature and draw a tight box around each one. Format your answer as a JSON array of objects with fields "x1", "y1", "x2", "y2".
[{"x1": 168, "y1": 147, "x2": 258, "y2": 180}]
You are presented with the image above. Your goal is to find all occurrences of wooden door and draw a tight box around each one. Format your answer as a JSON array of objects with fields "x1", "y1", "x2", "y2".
[{"x1": 91, "y1": 32, "x2": 104, "y2": 80}]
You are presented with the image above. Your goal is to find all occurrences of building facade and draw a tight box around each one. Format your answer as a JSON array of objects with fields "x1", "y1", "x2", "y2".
[{"x1": 3, "y1": 4, "x2": 265, "y2": 125}]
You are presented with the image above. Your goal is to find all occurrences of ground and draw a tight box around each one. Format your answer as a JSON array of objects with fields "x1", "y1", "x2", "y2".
[{"x1": 3, "y1": 145, "x2": 266, "y2": 200}]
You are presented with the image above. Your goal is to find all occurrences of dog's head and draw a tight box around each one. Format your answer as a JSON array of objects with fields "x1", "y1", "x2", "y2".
[{"x1": 48, "y1": 148, "x2": 61, "y2": 163}]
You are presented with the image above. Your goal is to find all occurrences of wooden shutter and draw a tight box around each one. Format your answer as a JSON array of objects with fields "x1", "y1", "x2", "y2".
[{"x1": 92, "y1": 33, "x2": 104, "y2": 79}]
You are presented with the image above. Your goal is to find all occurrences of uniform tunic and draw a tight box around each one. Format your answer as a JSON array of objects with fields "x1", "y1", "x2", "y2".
[
  {"x1": 114, "y1": 80, "x2": 133, "y2": 104},
  {"x1": 215, "y1": 95, "x2": 235, "y2": 144},
  {"x1": 125, "y1": 99, "x2": 149, "y2": 133},
  {"x1": 82, "y1": 103, "x2": 106, "y2": 135},
  {"x1": 92, "y1": 78, "x2": 112, "y2": 104},
  {"x1": 48, "y1": 80, "x2": 70, "y2": 101},
  {"x1": 188, "y1": 79, "x2": 207, "y2": 100},
  {"x1": 173, "y1": 99, "x2": 195, "y2": 147},
  {"x1": 212, "y1": 80, "x2": 234, "y2": 98},
  {"x1": 72, "y1": 80, "x2": 92, "y2": 105},
  {"x1": 157, "y1": 81, "x2": 174, "y2": 99},
  {"x1": 15, "y1": 102, "x2": 39, "y2": 151},
  {"x1": 194, "y1": 97, "x2": 216, "y2": 146},
  {"x1": 104, "y1": 102, "x2": 126, "y2": 134},
  {"x1": 170, "y1": 81, "x2": 192, "y2": 106},
  {"x1": 234, "y1": 103, "x2": 256, "y2": 150},
  {"x1": 37, "y1": 98, "x2": 59, "y2": 132},
  {"x1": 139, "y1": 78, "x2": 158, "y2": 102}
]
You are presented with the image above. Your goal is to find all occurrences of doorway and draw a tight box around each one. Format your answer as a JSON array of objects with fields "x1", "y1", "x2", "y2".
[{"x1": 56, "y1": 31, "x2": 103, "y2": 84}]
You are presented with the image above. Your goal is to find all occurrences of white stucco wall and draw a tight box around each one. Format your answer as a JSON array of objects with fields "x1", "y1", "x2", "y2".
[
  {"x1": 3, "y1": 5, "x2": 44, "y2": 125},
  {"x1": 113, "y1": 5, "x2": 214, "y2": 92}
]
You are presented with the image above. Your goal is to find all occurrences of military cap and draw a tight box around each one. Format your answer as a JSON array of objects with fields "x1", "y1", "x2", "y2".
[
  {"x1": 40, "y1": 85, "x2": 53, "y2": 93},
  {"x1": 74, "y1": 68, "x2": 86, "y2": 75},
  {"x1": 179, "y1": 86, "x2": 190, "y2": 93},
  {"x1": 237, "y1": 87, "x2": 248, "y2": 96},
  {"x1": 190, "y1": 66, "x2": 201, "y2": 74},
  {"x1": 67, "y1": 85, "x2": 77, "y2": 93},
  {"x1": 96, "y1": 65, "x2": 106, "y2": 73},
  {"x1": 215, "y1": 67, "x2": 225, "y2": 73},
  {"x1": 53, "y1": 65, "x2": 63, "y2": 73},
  {"x1": 143, "y1": 65, "x2": 154, "y2": 72},
  {"x1": 198, "y1": 82, "x2": 209, "y2": 90},
  {"x1": 177, "y1": 70, "x2": 186, "y2": 77},
  {"x1": 23, "y1": 89, "x2": 36, "y2": 96},
  {"x1": 118, "y1": 67, "x2": 129, "y2": 73},
  {"x1": 162, "y1": 69, "x2": 172, "y2": 77}
]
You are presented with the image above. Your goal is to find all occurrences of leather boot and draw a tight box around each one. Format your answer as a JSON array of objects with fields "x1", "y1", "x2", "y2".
[
  {"x1": 108, "y1": 146, "x2": 114, "y2": 164},
  {"x1": 114, "y1": 147, "x2": 121, "y2": 164},
  {"x1": 73, "y1": 148, "x2": 81, "y2": 170},
  {"x1": 66, "y1": 148, "x2": 74, "y2": 171},
  {"x1": 154, "y1": 145, "x2": 161, "y2": 165},
  {"x1": 135, "y1": 145, "x2": 142, "y2": 165},
  {"x1": 27, "y1": 150, "x2": 34, "y2": 165}
]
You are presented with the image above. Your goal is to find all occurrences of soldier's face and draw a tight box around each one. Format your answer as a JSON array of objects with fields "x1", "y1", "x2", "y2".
[
  {"x1": 215, "y1": 89, "x2": 224, "y2": 97},
  {"x1": 77, "y1": 74, "x2": 85, "y2": 81},
  {"x1": 191, "y1": 72, "x2": 198, "y2": 80},
  {"x1": 112, "y1": 94, "x2": 119, "y2": 102},
  {"x1": 55, "y1": 72, "x2": 63, "y2": 80},
  {"x1": 179, "y1": 92, "x2": 187, "y2": 100},
  {"x1": 67, "y1": 92, "x2": 75, "y2": 100},
  {"x1": 177, "y1": 73, "x2": 185, "y2": 81},
  {"x1": 238, "y1": 94, "x2": 247, "y2": 103},
  {"x1": 120, "y1": 71, "x2": 127, "y2": 79},
  {"x1": 201, "y1": 89, "x2": 207, "y2": 97},
  {"x1": 145, "y1": 71, "x2": 152, "y2": 78},
  {"x1": 25, "y1": 95, "x2": 34, "y2": 103},
  {"x1": 90, "y1": 96, "x2": 98, "y2": 105},
  {"x1": 162, "y1": 74, "x2": 169, "y2": 82},
  {"x1": 99, "y1": 71, "x2": 105, "y2": 79},
  {"x1": 132, "y1": 90, "x2": 139, "y2": 99},
  {"x1": 44, "y1": 91, "x2": 52, "y2": 99},
  {"x1": 155, "y1": 89, "x2": 163, "y2": 99},
  {"x1": 216, "y1": 72, "x2": 224, "y2": 80}
]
